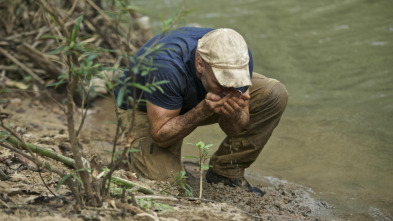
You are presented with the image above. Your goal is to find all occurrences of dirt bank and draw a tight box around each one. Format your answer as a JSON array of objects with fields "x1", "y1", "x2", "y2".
[{"x1": 0, "y1": 91, "x2": 336, "y2": 220}]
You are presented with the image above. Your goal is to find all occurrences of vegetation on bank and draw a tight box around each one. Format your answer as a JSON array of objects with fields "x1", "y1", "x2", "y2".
[{"x1": 1, "y1": 0, "x2": 193, "y2": 212}]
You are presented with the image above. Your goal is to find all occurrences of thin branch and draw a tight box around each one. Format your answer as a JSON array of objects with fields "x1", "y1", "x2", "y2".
[
  {"x1": 0, "y1": 142, "x2": 58, "y2": 198},
  {"x1": 0, "y1": 47, "x2": 45, "y2": 86},
  {"x1": 0, "y1": 143, "x2": 36, "y2": 165},
  {"x1": 65, "y1": 74, "x2": 97, "y2": 205},
  {"x1": 3, "y1": 27, "x2": 49, "y2": 41},
  {"x1": 18, "y1": 42, "x2": 62, "y2": 80},
  {"x1": 38, "y1": 0, "x2": 70, "y2": 37},
  {"x1": 0, "y1": 117, "x2": 39, "y2": 163},
  {"x1": 86, "y1": 0, "x2": 112, "y2": 23},
  {"x1": 76, "y1": 86, "x2": 91, "y2": 138},
  {"x1": 2, "y1": 134, "x2": 78, "y2": 202},
  {"x1": 64, "y1": 0, "x2": 78, "y2": 20},
  {"x1": 4, "y1": 135, "x2": 76, "y2": 168},
  {"x1": 2, "y1": 135, "x2": 154, "y2": 195},
  {"x1": 134, "y1": 195, "x2": 178, "y2": 201},
  {"x1": 38, "y1": 167, "x2": 58, "y2": 197},
  {"x1": 42, "y1": 90, "x2": 67, "y2": 114}
]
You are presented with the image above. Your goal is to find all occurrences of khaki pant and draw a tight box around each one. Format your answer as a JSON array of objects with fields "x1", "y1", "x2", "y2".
[{"x1": 119, "y1": 73, "x2": 288, "y2": 181}]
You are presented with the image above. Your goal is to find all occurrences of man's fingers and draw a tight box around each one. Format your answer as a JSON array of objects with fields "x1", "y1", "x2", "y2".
[
  {"x1": 206, "y1": 92, "x2": 221, "y2": 101},
  {"x1": 218, "y1": 99, "x2": 242, "y2": 116},
  {"x1": 225, "y1": 100, "x2": 234, "y2": 109},
  {"x1": 241, "y1": 94, "x2": 250, "y2": 100},
  {"x1": 220, "y1": 107, "x2": 231, "y2": 116},
  {"x1": 232, "y1": 90, "x2": 250, "y2": 100},
  {"x1": 228, "y1": 96, "x2": 247, "y2": 109},
  {"x1": 205, "y1": 91, "x2": 248, "y2": 116},
  {"x1": 205, "y1": 94, "x2": 230, "y2": 114}
]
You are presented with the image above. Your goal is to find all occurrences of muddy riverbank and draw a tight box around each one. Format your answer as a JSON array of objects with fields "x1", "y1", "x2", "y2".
[{"x1": 0, "y1": 92, "x2": 336, "y2": 220}]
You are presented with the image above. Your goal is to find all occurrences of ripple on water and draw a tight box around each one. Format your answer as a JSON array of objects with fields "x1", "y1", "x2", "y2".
[
  {"x1": 368, "y1": 207, "x2": 393, "y2": 221},
  {"x1": 372, "y1": 41, "x2": 389, "y2": 46}
]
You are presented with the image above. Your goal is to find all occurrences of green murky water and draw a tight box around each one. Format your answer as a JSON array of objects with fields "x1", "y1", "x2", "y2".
[{"x1": 126, "y1": 0, "x2": 393, "y2": 219}]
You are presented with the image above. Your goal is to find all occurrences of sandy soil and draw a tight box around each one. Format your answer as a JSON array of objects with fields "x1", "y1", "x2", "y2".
[{"x1": 0, "y1": 91, "x2": 337, "y2": 220}]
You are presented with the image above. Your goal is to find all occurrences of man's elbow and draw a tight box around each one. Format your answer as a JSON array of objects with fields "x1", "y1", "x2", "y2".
[{"x1": 150, "y1": 132, "x2": 173, "y2": 148}]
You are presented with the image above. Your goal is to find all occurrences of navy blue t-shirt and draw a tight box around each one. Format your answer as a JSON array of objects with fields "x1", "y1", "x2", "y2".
[{"x1": 116, "y1": 27, "x2": 254, "y2": 114}]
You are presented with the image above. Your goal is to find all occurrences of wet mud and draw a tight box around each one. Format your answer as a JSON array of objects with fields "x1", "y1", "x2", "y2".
[{"x1": 0, "y1": 93, "x2": 337, "y2": 220}]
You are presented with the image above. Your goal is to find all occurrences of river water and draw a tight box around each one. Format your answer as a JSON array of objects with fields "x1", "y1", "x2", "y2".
[{"x1": 122, "y1": 0, "x2": 393, "y2": 219}]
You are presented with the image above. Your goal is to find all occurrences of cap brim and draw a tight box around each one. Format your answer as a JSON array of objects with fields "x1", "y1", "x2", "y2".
[{"x1": 211, "y1": 66, "x2": 252, "y2": 88}]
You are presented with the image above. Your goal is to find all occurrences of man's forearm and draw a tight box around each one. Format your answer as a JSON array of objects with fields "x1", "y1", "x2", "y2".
[{"x1": 152, "y1": 100, "x2": 213, "y2": 147}]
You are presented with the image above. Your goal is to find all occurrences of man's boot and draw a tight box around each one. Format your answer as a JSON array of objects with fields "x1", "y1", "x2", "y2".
[{"x1": 205, "y1": 169, "x2": 265, "y2": 196}]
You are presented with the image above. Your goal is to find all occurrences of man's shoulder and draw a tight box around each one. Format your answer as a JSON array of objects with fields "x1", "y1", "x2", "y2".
[
  {"x1": 139, "y1": 27, "x2": 214, "y2": 57},
  {"x1": 172, "y1": 26, "x2": 214, "y2": 34},
  {"x1": 162, "y1": 27, "x2": 214, "y2": 42},
  {"x1": 149, "y1": 27, "x2": 215, "y2": 72}
]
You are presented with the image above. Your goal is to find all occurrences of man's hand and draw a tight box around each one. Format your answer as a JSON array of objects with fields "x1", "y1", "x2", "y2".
[
  {"x1": 204, "y1": 92, "x2": 231, "y2": 114},
  {"x1": 204, "y1": 90, "x2": 249, "y2": 118},
  {"x1": 219, "y1": 90, "x2": 250, "y2": 118},
  {"x1": 206, "y1": 89, "x2": 250, "y2": 137}
]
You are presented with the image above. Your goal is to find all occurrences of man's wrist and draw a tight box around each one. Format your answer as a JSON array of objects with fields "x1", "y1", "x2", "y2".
[{"x1": 201, "y1": 98, "x2": 215, "y2": 115}]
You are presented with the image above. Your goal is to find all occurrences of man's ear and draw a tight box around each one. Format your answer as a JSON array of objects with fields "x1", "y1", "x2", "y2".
[{"x1": 196, "y1": 53, "x2": 204, "y2": 73}]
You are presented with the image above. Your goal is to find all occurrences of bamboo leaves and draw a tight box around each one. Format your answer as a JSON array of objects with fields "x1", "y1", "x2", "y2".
[
  {"x1": 70, "y1": 15, "x2": 84, "y2": 48},
  {"x1": 56, "y1": 168, "x2": 92, "y2": 191}
]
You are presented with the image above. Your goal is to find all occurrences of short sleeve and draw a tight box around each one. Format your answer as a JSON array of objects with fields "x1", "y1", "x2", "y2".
[{"x1": 143, "y1": 63, "x2": 184, "y2": 110}]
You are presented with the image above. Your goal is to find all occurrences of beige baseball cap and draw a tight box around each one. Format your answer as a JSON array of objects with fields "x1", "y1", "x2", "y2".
[{"x1": 197, "y1": 28, "x2": 252, "y2": 88}]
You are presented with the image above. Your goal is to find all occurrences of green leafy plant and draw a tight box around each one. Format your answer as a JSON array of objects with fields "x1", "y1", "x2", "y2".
[
  {"x1": 107, "y1": 186, "x2": 173, "y2": 212},
  {"x1": 135, "y1": 198, "x2": 173, "y2": 212},
  {"x1": 56, "y1": 168, "x2": 92, "y2": 191},
  {"x1": 1, "y1": 0, "x2": 191, "y2": 209},
  {"x1": 153, "y1": 201, "x2": 173, "y2": 211},
  {"x1": 185, "y1": 141, "x2": 213, "y2": 198},
  {"x1": 170, "y1": 170, "x2": 193, "y2": 197},
  {"x1": 136, "y1": 198, "x2": 152, "y2": 211},
  {"x1": 38, "y1": 2, "x2": 164, "y2": 205}
]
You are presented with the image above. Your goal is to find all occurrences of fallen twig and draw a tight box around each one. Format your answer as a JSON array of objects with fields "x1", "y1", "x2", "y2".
[
  {"x1": 3, "y1": 135, "x2": 154, "y2": 195},
  {"x1": 0, "y1": 47, "x2": 45, "y2": 87},
  {"x1": 0, "y1": 138, "x2": 60, "y2": 198},
  {"x1": 17, "y1": 42, "x2": 62, "y2": 80},
  {"x1": 4, "y1": 28, "x2": 49, "y2": 41},
  {"x1": 5, "y1": 135, "x2": 76, "y2": 167},
  {"x1": 134, "y1": 195, "x2": 178, "y2": 201},
  {"x1": 110, "y1": 176, "x2": 154, "y2": 195}
]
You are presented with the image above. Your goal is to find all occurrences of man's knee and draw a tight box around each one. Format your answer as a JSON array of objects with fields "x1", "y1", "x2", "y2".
[
  {"x1": 270, "y1": 82, "x2": 288, "y2": 113},
  {"x1": 250, "y1": 78, "x2": 288, "y2": 114}
]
